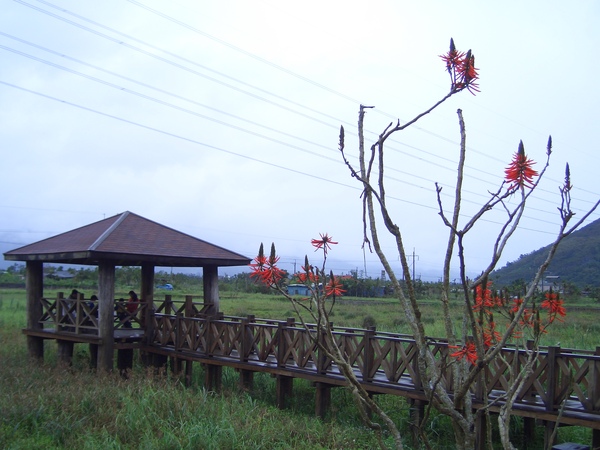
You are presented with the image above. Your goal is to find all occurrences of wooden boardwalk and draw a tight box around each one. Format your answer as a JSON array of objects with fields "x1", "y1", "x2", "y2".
[
  {"x1": 148, "y1": 312, "x2": 600, "y2": 428},
  {"x1": 26, "y1": 295, "x2": 600, "y2": 446}
]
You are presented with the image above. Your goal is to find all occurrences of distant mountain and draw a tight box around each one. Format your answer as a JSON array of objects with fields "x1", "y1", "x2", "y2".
[{"x1": 490, "y1": 218, "x2": 600, "y2": 289}]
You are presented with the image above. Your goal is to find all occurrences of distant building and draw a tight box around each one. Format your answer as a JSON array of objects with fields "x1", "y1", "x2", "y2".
[
  {"x1": 537, "y1": 275, "x2": 561, "y2": 293},
  {"x1": 287, "y1": 284, "x2": 310, "y2": 296}
]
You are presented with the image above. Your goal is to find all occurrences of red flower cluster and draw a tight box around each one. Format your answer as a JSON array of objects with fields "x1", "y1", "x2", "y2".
[
  {"x1": 440, "y1": 38, "x2": 479, "y2": 95},
  {"x1": 541, "y1": 291, "x2": 566, "y2": 323},
  {"x1": 482, "y1": 321, "x2": 501, "y2": 348},
  {"x1": 472, "y1": 282, "x2": 497, "y2": 313},
  {"x1": 511, "y1": 292, "x2": 565, "y2": 335},
  {"x1": 311, "y1": 233, "x2": 338, "y2": 256},
  {"x1": 250, "y1": 235, "x2": 345, "y2": 303},
  {"x1": 451, "y1": 283, "x2": 568, "y2": 366},
  {"x1": 325, "y1": 271, "x2": 346, "y2": 298},
  {"x1": 511, "y1": 297, "x2": 523, "y2": 314},
  {"x1": 450, "y1": 340, "x2": 478, "y2": 366},
  {"x1": 249, "y1": 243, "x2": 286, "y2": 287},
  {"x1": 516, "y1": 307, "x2": 543, "y2": 334},
  {"x1": 505, "y1": 141, "x2": 538, "y2": 191},
  {"x1": 297, "y1": 264, "x2": 318, "y2": 284}
]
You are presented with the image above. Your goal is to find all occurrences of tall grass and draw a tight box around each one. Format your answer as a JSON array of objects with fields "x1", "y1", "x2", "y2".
[
  {"x1": 0, "y1": 289, "x2": 595, "y2": 448},
  {"x1": 0, "y1": 328, "x2": 385, "y2": 448}
]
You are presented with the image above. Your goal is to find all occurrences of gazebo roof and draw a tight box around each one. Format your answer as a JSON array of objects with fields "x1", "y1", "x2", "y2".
[{"x1": 3, "y1": 211, "x2": 251, "y2": 267}]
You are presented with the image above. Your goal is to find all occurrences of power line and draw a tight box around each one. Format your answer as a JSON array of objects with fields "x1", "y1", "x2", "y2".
[
  {"x1": 0, "y1": 80, "x2": 361, "y2": 190},
  {"x1": 10, "y1": 1, "x2": 598, "y2": 209},
  {"x1": 4, "y1": 2, "x2": 598, "y2": 232},
  {"x1": 124, "y1": 0, "x2": 364, "y2": 106},
  {"x1": 124, "y1": 0, "x2": 600, "y2": 195},
  {"x1": 4, "y1": 79, "x2": 588, "y2": 236},
  {"x1": 1, "y1": 40, "x2": 593, "y2": 219},
  {"x1": 18, "y1": 0, "x2": 354, "y2": 130}
]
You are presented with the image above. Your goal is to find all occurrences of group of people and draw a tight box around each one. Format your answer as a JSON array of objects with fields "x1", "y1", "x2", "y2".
[
  {"x1": 66, "y1": 289, "x2": 97, "y2": 310},
  {"x1": 67, "y1": 289, "x2": 141, "y2": 328}
]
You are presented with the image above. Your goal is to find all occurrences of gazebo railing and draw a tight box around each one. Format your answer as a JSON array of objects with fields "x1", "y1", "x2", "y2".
[
  {"x1": 39, "y1": 295, "x2": 99, "y2": 335},
  {"x1": 37, "y1": 294, "x2": 146, "y2": 335}
]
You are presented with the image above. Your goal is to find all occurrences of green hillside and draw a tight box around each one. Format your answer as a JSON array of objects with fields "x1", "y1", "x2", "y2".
[{"x1": 490, "y1": 217, "x2": 600, "y2": 289}]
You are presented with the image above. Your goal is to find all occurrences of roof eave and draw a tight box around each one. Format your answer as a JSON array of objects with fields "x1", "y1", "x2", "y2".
[
  {"x1": 4, "y1": 251, "x2": 251, "y2": 268},
  {"x1": 4, "y1": 251, "x2": 93, "y2": 263}
]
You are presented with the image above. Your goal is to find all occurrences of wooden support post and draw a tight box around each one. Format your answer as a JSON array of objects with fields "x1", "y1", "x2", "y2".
[
  {"x1": 184, "y1": 360, "x2": 193, "y2": 387},
  {"x1": 117, "y1": 349, "x2": 134, "y2": 378},
  {"x1": 140, "y1": 263, "x2": 154, "y2": 331},
  {"x1": 185, "y1": 295, "x2": 194, "y2": 317},
  {"x1": 25, "y1": 261, "x2": 44, "y2": 361},
  {"x1": 205, "y1": 315, "x2": 214, "y2": 356},
  {"x1": 169, "y1": 313, "x2": 185, "y2": 378},
  {"x1": 140, "y1": 266, "x2": 154, "y2": 369},
  {"x1": 240, "y1": 315, "x2": 254, "y2": 363},
  {"x1": 56, "y1": 340, "x2": 74, "y2": 366},
  {"x1": 175, "y1": 314, "x2": 182, "y2": 351},
  {"x1": 203, "y1": 265, "x2": 219, "y2": 315},
  {"x1": 239, "y1": 370, "x2": 254, "y2": 391},
  {"x1": 75, "y1": 291, "x2": 83, "y2": 334},
  {"x1": 276, "y1": 375, "x2": 293, "y2": 409},
  {"x1": 170, "y1": 315, "x2": 182, "y2": 370},
  {"x1": 523, "y1": 418, "x2": 536, "y2": 448},
  {"x1": 276, "y1": 318, "x2": 295, "y2": 370},
  {"x1": 238, "y1": 315, "x2": 255, "y2": 391},
  {"x1": 89, "y1": 344, "x2": 98, "y2": 370},
  {"x1": 277, "y1": 320, "x2": 288, "y2": 368},
  {"x1": 315, "y1": 382, "x2": 331, "y2": 419},
  {"x1": 475, "y1": 408, "x2": 488, "y2": 450},
  {"x1": 170, "y1": 355, "x2": 183, "y2": 377},
  {"x1": 362, "y1": 326, "x2": 375, "y2": 382},
  {"x1": 97, "y1": 262, "x2": 115, "y2": 372},
  {"x1": 152, "y1": 354, "x2": 168, "y2": 374},
  {"x1": 409, "y1": 399, "x2": 425, "y2": 447},
  {"x1": 56, "y1": 291, "x2": 65, "y2": 332},
  {"x1": 164, "y1": 294, "x2": 173, "y2": 314},
  {"x1": 317, "y1": 323, "x2": 330, "y2": 375},
  {"x1": 204, "y1": 364, "x2": 222, "y2": 392}
]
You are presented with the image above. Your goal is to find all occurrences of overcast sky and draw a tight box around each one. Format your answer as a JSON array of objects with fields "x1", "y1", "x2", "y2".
[{"x1": 1, "y1": 0, "x2": 599, "y2": 281}]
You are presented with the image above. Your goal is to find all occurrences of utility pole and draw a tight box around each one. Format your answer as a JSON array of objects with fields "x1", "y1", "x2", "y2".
[{"x1": 407, "y1": 248, "x2": 419, "y2": 281}]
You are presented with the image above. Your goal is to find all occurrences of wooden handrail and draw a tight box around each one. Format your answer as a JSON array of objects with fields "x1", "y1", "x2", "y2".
[{"x1": 147, "y1": 311, "x2": 600, "y2": 425}]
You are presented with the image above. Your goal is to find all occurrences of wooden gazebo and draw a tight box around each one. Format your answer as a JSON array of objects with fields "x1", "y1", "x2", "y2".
[{"x1": 3, "y1": 211, "x2": 250, "y2": 372}]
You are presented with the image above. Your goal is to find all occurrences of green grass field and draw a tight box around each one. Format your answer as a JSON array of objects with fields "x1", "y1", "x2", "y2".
[
  {"x1": 218, "y1": 290, "x2": 600, "y2": 350},
  {"x1": 0, "y1": 288, "x2": 595, "y2": 449}
]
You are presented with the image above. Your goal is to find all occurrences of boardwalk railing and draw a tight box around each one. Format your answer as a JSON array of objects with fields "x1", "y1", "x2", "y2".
[{"x1": 149, "y1": 312, "x2": 600, "y2": 429}]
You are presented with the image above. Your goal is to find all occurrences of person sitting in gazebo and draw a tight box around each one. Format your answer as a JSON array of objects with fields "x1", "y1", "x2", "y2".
[{"x1": 125, "y1": 290, "x2": 140, "y2": 328}]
